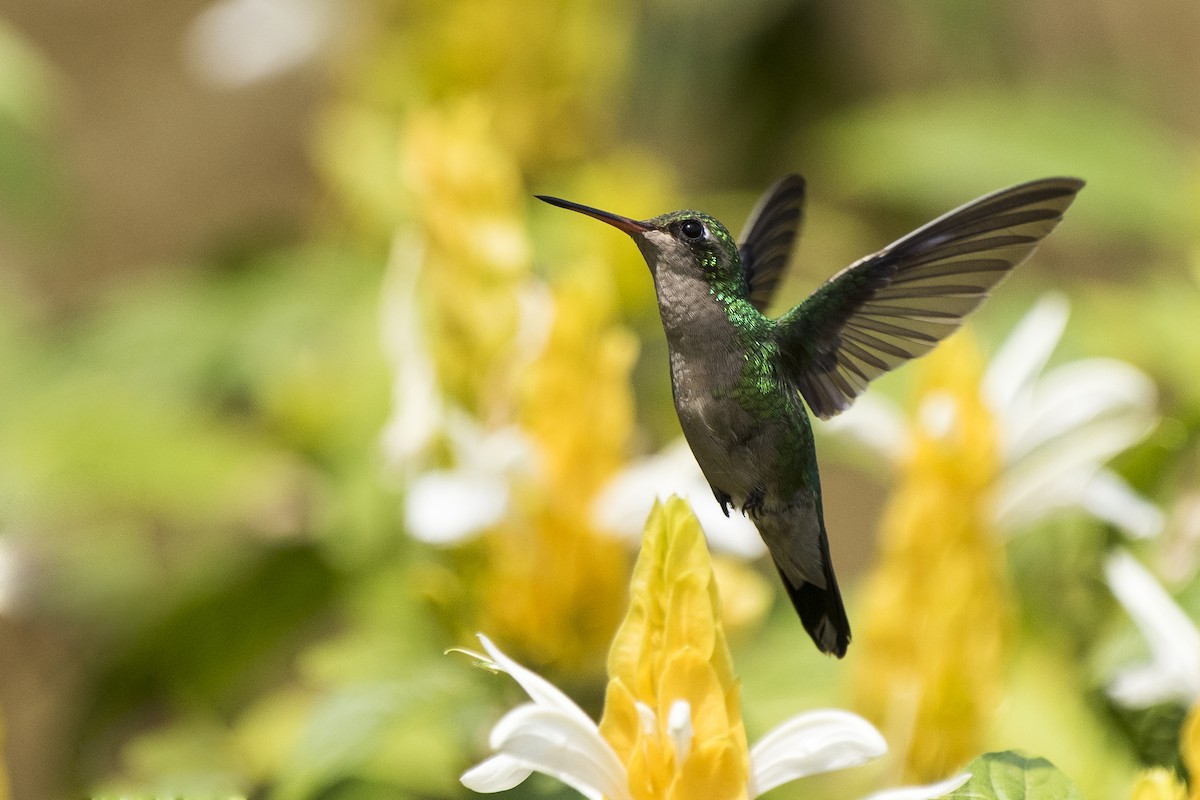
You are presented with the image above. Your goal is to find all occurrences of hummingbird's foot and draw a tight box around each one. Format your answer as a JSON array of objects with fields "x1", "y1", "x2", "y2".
[
  {"x1": 713, "y1": 488, "x2": 733, "y2": 517},
  {"x1": 742, "y1": 486, "x2": 767, "y2": 519}
]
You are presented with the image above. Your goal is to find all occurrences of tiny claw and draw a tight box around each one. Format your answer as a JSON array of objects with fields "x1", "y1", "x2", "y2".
[
  {"x1": 742, "y1": 486, "x2": 766, "y2": 519},
  {"x1": 713, "y1": 488, "x2": 733, "y2": 517}
]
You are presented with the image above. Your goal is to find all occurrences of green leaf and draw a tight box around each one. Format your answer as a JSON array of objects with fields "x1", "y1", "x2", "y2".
[{"x1": 949, "y1": 751, "x2": 1084, "y2": 799}]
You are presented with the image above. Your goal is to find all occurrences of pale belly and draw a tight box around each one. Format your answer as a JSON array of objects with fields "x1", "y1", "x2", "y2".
[
  {"x1": 669, "y1": 349, "x2": 776, "y2": 506},
  {"x1": 668, "y1": 346, "x2": 815, "y2": 513}
]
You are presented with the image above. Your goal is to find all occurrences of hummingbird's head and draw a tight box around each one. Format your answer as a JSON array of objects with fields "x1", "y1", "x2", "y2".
[{"x1": 536, "y1": 196, "x2": 742, "y2": 287}]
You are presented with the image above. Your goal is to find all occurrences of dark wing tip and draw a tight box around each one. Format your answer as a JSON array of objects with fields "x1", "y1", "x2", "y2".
[
  {"x1": 740, "y1": 174, "x2": 809, "y2": 313},
  {"x1": 778, "y1": 175, "x2": 1085, "y2": 421}
]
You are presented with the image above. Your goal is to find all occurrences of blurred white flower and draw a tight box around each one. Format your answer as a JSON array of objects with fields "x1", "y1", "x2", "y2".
[
  {"x1": 828, "y1": 293, "x2": 1161, "y2": 539},
  {"x1": 591, "y1": 438, "x2": 765, "y2": 558},
  {"x1": 402, "y1": 415, "x2": 536, "y2": 545},
  {"x1": 1105, "y1": 549, "x2": 1200, "y2": 707},
  {"x1": 0, "y1": 537, "x2": 25, "y2": 615},
  {"x1": 184, "y1": 0, "x2": 338, "y2": 89},
  {"x1": 380, "y1": 233, "x2": 444, "y2": 474}
]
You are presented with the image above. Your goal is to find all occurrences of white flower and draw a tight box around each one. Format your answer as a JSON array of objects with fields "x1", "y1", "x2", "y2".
[
  {"x1": 1105, "y1": 549, "x2": 1200, "y2": 707},
  {"x1": 184, "y1": 0, "x2": 338, "y2": 89},
  {"x1": 591, "y1": 439, "x2": 766, "y2": 558},
  {"x1": 380, "y1": 232, "x2": 444, "y2": 474},
  {"x1": 458, "y1": 634, "x2": 968, "y2": 800},
  {"x1": 828, "y1": 293, "x2": 1161, "y2": 540},
  {"x1": 401, "y1": 414, "x2": 536, "y2": 545}
]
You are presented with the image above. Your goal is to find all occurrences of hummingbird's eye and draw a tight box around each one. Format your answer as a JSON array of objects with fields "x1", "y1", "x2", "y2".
[{"x1": 679, "y1": 218, "x2": 705, "y2": 240}]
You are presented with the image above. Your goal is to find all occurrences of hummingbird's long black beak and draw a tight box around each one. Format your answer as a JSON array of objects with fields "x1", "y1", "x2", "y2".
[{"x1": 536, "y1": 195, "x2": 654, "y2": 235}]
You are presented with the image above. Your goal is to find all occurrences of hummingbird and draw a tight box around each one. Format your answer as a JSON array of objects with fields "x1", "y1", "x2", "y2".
[{"x1": 538, "y1": 175, "x2": 1083, "y2": 657}]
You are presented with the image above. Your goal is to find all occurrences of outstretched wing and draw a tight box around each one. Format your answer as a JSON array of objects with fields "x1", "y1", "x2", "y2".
[
  {"x1": 738, "y1": 174, "x2": 806, "y2": 312},
  {"x1": 775, "y1": 177, "x2": 1085, "y2": 420}
]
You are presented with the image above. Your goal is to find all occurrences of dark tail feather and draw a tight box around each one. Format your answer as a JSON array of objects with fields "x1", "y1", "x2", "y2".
[
  {"x1": 774, "y1": 560, "x2": 851, "y2": 658},
  {"x1": 752, "y1": 499, "x2": 851, "y2": 656}
]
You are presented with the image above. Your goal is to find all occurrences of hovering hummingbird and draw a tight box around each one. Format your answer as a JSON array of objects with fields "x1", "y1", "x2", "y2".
[{"x1": 538, "y1": 176, "x2": 1083, "y2": 657}]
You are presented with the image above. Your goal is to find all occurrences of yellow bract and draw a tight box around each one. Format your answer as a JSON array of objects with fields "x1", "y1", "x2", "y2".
[
  {"x1": 597, "y1": 497, "x2": 751, "y2": 800},
  {"x1": 853, "y1": 330, "x2": 1009, "y2": 782}
]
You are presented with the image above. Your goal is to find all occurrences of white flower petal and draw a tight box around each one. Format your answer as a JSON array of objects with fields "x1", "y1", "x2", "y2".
[
  {"x1": 591, "y1": 439, "x2": 766, "y2": 558},
  {"x1": 591, "y1": 439, "x2": 698, "y2": 536},
  {"x1": 1080, "y1": 470, "x2": 1164, "y2": 540},
  {"x1": 404, "y1": 470, "x2": 508, "y2": 545},
  {"x1": 917, "y1": 391, "x2": 958, "y2": 440},
  {"x1": 995, "y1": 416, "x2": 1157, "y2": 535},
  {"x1": 475, "y1": 635, "x2": 597, "y2": 728},
  {"x1": 822, "y1": 392, "x2": 908, "y2": 463},
  {"x1": 485, "y1": 704, "x2": 629, "y2": 800},
  {"x1": 635, "y1": 701, "x2": 657, "y2": 734},
  {"x1": 380, "y1": 233, "x2": 442, "y2": 469},
  {"x1": 444, "y1": 414, "x2": 536, "y2": 476},
  {"x1": 1105, "y1": 550, "x2": 1200, "y2": 706},
  {"x1": 983, "y1": 292, "x2": 1068, "y2": 413},
  {"x1": 1108, "y1": 664, "x2": 1196, "y2": 708},
  {"x1": 693, "y1": 499, "x2": 767, "y2": 559},
  {"x1": 1002, "y1": 359, "x2": 1155, "y2": 465},
  {"x1": 461, "y1": 754, "x2": 533, "y2": 793},
  {"x1": 859, "y1": 772, "x2": 971, "y2": 800},
  {"x1": 0, "y1": 538, "x2": 26, "y2": 614},
  {"x1": 749, "y1": 709, "x2": 887, "y2": 797}
]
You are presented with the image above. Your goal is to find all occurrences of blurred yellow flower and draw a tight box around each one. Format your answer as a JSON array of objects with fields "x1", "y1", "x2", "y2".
[
  {"x1": 401, "y1": 99, "x2": 533, "y2": 417},
  {"x1": 314, "y1": 0, "x2": 637, "y2": 237},
  {"x1": 1126, "y1": 704, "x2": 1200, "y2": 800},
  {"x1": 394, "y1": 0, "x2": 634, "y2": 165},
  {"x1": 460, "y1": 497, "x2": 967, "y2": 800},
  {"x1": 852, "y1": 329, "x2": 1009, "y2": 783},
  {"x1": 516, "y1": 269, "x2": 638, "y2": 504},
  {"x1": 1131, "y1": 770, "x2": 1188, "y2": 800},
  {"x1": 480, "y1": 269, "x2": 638, "y2": 673},
  {"x1": 1185, "y1": 704, "x2": 1200, "y2": 799},
  {"x1": 479, "y1": 506, "x2": 629, "y2": 677}
]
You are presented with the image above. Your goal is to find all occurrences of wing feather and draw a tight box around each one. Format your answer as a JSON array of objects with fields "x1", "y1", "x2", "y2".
[
  {"x1": 738, "y1": 174, "x2": 807, "y2": 312},
  {"x1": 775, "y1": 177, "x2": 1084, "y2": 419}
]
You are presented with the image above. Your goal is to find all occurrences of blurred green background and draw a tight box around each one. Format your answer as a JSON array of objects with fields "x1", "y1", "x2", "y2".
[{"x1": 1, "y1": 1, "x2": 1199, "y2": 798}]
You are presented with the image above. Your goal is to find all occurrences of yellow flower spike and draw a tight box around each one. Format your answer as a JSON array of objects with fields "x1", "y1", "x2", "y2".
[
  {"x1": 598, "y1": 497, "x2": 751, "y2": 800},
  {"x1": 400, "y1": 99, "x2": 532, "y2": 416},
  {"x1": 854, "y1": 329, "x2": 1010, "y2": 783},
  {"x1": 517, "y1": 267, "x2": 639, "y2": 506}
]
